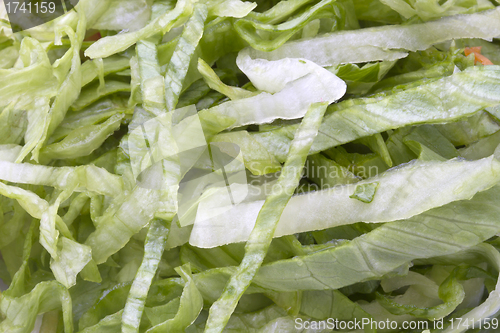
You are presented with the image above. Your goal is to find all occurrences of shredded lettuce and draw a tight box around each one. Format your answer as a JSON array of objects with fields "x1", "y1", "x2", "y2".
[{"x1": 3, "y1": 1, "x2": 500, "y2": 333}]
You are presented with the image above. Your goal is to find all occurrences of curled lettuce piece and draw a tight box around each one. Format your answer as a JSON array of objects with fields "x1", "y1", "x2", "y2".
[
  {"x1": 402, "y1": 125, "x2": 458, "y2": 161},
  {"x1": 0, "y1": 184, "x2": 94, "y2": 288},
  {"x1": 204, "y1": 103, "x2": 327, "y2": 332},
  {"x1": 84, "y1": 186, "x2": 161, "y2": 264},
  {"x1": 421, "y1": 244, "x2": 500, "y2": 333},
  {"x1": 202, "y1": 52, "x2": 346, "y2": 130},
  {"x1": 198, "y1": 58, "x2": 256, "y2": 100},
  {"x1": 236, "y1": 48, "x2": 345, "y2": 94},
  {"x1": 50, "y1": 237, "x2": 92, "y2": 289},
  {"x1": 376, "y1": 267, "x2": 467, "y2": 320},
  {"x1": 145, "y1": 264, "x2": 203, "y2": 332},
  {"x1": 358, "y1": 265, "x2": 486, "y2": 329},
  {"x1": 246, "y1": 7, "x2": 500, "y2": 66},
  {"x1": 40, "y1": 189, "x2": 71, "y2": 261},
  {"x1": 0, "y1": 281, "x2": 73, "y2": 333},
  {"x1": 39, "y1": 113, "x2": 124, "y2": 161},
  {"x1": 191, "y1": 155, "x2": 500, "y2": 248},
  {"x1": 201, "y1": 73, "x2": 339, "y2": 129}
]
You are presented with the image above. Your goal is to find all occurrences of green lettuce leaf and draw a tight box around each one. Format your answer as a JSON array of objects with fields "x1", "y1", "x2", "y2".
[
  {"x1": 84, "y1": 0, "x2": 195, "y2": 59},
  {"x1": 247, "y1": 66, "x2": 500, "y2": 163}
]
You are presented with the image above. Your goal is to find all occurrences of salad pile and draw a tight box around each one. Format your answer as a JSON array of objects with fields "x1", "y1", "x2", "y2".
[{"x1": 2, "y1": 0, "x2": 500, "y2": 332}]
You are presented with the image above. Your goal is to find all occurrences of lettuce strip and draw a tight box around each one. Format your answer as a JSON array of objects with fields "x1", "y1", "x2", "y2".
[
  {"x1": 136, "y1": 40, "x2": 166, "y2": 116},
  {"x1": 204, "y1": 103, "x2": 327, "y2": 332},
  {"x1": 165, "y1": 3, "x2": 208, "y2": 112},
  {"x1": 121, "y1": 219, "x2": 171, "y2": 333},
  {"x1": 0, "y1": 161, "x2": 124, "y2": 197},
  {"x1": 3, "y1": 1, "x2": 500, "y2": 332},
  {"x1": 190, "y1": 154, "x2": 500, "y2": 248},
  {"x1": 33, "y1": 13, "x2": 87, "y2": 162},
  {"x1": 246, "y1": 7, "x2": 500, "y2": 66}
]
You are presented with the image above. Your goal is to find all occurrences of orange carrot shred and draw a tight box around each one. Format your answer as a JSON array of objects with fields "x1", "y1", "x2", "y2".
[{"x1": 464, "y1": 46, "x2": 494, "y2": 65}]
